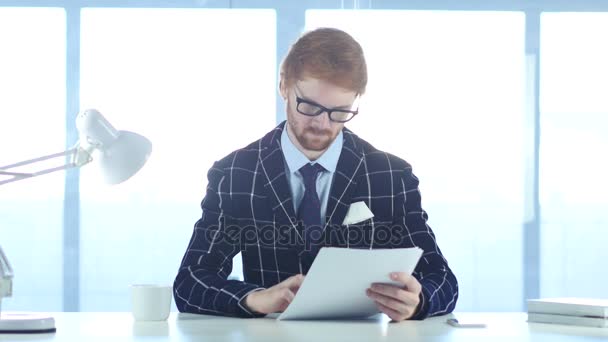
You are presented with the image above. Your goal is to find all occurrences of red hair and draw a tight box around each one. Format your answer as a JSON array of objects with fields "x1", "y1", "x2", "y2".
[{"x1": 280, "y1": 28, "x2": 367, "y2": 94}]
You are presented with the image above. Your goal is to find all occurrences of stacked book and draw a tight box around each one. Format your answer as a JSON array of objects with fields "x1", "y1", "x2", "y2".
[{"x1": 527, "y1": 298, "x2": 608, "y2": 328}]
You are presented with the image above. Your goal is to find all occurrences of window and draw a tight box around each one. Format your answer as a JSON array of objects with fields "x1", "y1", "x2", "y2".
[
  {"x1": 78, "y1": 8, "x2": 276, "y2": 310},
  {"x1": 0, "y1": 7, "x2": 66, "y2": 311},
  {"x1": 539, "y1": 12, "x2": 608, "y2": 299}
]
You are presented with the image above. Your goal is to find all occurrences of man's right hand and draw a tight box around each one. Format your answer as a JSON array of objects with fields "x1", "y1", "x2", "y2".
[{"x1": 244, "y1": 274, "x2": 305, "y2": 314}]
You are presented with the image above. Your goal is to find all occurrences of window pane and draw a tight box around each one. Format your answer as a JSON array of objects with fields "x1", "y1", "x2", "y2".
[
  {"x1": 307, "y1": 10, "x2": 526, "y2": 311},
  {"x1": 0, "y1": 8, "x2": 66, "y2": 311},
  {"x1": 79, "y1": 8, "x2": 276, "y2": 310},
  {"x1": 540, "y1": 13, "x2": 608, "y2": 299}
]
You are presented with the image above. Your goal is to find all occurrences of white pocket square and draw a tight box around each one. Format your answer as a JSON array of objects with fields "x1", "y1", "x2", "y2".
[{"x1": 342, "y1": 201, "x2": 374, "y2": 225}]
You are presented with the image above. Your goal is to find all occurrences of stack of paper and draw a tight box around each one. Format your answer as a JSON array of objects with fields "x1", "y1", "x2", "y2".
[{"x1": 527, "y1": 298, "x2": 608, "y2": 328}]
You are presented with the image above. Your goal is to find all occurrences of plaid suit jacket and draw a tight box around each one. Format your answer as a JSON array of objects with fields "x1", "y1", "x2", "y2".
[{"x1": 174, "y1": 121, "x2": 458, "y2": 318}]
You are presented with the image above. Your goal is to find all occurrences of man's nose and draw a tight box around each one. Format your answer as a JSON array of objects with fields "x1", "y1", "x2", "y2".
[{"x1": 312, "y1": 110, "x2": 331, "y2": 129}]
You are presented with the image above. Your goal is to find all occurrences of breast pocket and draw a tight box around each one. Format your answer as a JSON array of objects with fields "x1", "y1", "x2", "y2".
[{"x1": 325, "y1": 218, "x2": 374, "y2": 249}]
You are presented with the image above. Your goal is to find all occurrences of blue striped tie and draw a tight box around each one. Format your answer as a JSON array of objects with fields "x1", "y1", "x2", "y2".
[{"x1": 297, "y1": 163, "x2": 326, "y2": 268}]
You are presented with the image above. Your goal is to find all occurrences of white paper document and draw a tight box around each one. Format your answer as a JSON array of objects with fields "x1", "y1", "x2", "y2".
[{"x1": 277, "y1": 247, "x2": 423, "y2": 320}]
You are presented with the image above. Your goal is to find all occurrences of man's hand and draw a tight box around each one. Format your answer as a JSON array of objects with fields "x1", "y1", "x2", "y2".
[
  {"x1": 244, "y1": 274, "x2": 305, "y2": 314},
  {"x1": 367, "y1": 272, "x2": 422, "y2": 321}
]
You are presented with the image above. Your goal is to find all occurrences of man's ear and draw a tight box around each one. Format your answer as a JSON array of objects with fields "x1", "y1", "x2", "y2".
[{"x1": 279, "y1": 78, "x2": 288, "y2": 100}]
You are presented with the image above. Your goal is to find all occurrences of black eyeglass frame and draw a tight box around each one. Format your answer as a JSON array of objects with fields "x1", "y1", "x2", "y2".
[{"x1": 293, "y1": 94, "x2": 359, "y2": 123}]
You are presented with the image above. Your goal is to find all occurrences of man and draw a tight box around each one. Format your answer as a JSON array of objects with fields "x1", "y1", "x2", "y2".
[{"x1": 174, "y1": 28, "x2": 458, "y2": 321}]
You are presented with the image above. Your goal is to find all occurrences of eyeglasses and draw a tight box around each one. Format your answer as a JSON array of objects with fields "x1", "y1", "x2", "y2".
[{"x1": 293, "y1": 90, "x2": 359, "y2": 123}]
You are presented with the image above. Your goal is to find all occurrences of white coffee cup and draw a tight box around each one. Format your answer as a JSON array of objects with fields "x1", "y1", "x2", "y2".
[{"x1": 130, "y1": 284, "x2": 172, "y2": 321}]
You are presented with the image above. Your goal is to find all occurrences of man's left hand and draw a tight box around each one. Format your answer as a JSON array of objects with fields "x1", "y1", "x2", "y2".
[{"x1": 367, "y1": 272, "x2": 422, "y2": 321}]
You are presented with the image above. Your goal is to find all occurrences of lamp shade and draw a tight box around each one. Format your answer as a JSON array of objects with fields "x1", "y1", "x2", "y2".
[
  {"x1": 96, "y1": 131, "x2": 152, "y2": 185},
  {"x1": 76, "y1": 109, "x2": 152, "y2": 185}
]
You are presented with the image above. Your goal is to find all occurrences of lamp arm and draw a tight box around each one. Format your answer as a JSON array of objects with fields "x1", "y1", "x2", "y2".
[{"x1": 0, "y1": 145, "x2": 93, "y2": 186}]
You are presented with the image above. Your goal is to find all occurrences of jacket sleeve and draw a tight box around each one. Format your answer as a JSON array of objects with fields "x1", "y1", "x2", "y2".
[
  {"x1": 395, "y1": 168, "x2": 459, "y2": 320},
  {"x1": 173, "y1": 162, "x2": 265, "y2": 318}
]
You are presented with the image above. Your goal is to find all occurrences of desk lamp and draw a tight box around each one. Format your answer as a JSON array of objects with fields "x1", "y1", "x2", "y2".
[{"x1": 0, "y1": 109, "x2": 152, "y2": 333}]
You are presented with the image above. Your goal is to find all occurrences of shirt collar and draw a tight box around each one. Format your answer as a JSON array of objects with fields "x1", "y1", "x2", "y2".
[{"x1": 281, "y1": 126, "x2": 343, "y2": 174}]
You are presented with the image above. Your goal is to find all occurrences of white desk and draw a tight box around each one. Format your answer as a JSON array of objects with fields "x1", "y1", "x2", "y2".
[{"x1": 1, "y1": 312, "x2": 607, "y2": 341}]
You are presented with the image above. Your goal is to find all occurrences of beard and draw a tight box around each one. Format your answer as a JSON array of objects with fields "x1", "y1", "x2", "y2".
[{"x1": 294, "y1": 126, "x2": 335, "y2": 151}]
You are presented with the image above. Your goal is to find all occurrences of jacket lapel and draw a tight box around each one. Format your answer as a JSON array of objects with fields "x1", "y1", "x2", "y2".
[
  {"x1": 257, "y1": 124, "x2": 366, "y2": 245},
  {"x1": 324, "y1": 128, "x2": 365, "y2": 232},
  {"x1": 258, "y1": 122, "x2": 300, "y2": 240}
]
